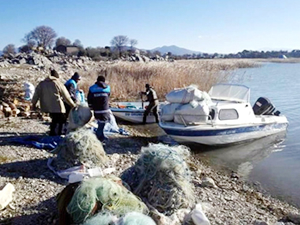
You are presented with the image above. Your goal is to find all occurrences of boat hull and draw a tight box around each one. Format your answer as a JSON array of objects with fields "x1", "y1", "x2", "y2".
[
  {"x1": 111, "y1": 109, "x2": 157, "y2": 123},
  {"x1": 111, "y1": 102, "x2": 161, "y2": 124},
  {"x1": 159, "y1": 122, "x2": 288, "y2": 146}
]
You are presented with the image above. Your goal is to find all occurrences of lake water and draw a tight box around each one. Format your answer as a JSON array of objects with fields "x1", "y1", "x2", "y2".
[
  {"x1": 129, "y1": 62, "x2": 300, "y2": 208},
  {"x1": 192, "y1": 62, "x2": 300, "y2": 208}
]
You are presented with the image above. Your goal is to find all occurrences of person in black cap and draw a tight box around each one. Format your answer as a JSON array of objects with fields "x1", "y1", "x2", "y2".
[
  {"x1": 64, "y1": 72, "x2": 81, "y2": 116},
  {"x1": 141, "y1": 83, "x2": 159, "y2": 124},
  {"x1": 88, "y1": 75, "x2": 111, "y2": 142}
]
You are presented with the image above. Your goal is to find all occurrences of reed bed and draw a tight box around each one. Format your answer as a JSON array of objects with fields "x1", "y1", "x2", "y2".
[{"x1": 80, "y1": 59, "x2": 259, "y2": 102}]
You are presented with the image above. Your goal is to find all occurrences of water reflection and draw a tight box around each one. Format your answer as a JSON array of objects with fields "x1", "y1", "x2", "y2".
[
  {"x1": 125, "y1": 120, "x2": 287, "y2": 181},
  {"x1": 191, "y1": 131, "x2": 287, "y2": 179}
]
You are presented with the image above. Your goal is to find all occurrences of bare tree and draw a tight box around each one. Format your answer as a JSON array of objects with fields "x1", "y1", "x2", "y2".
[
  {"x1": 24, "y1": 26, "x2": 57, "y2": 49},
  {"x1": 3, "y1": 44, "x2": 16, "y2": 55},
  {"x1": 130, "y1": 39, "x2": 138, "y2": 51},
  {"x1": 22, "y1": 35, "x2": 35, "y2": 48},
  {"x1": 110, "y1": 35, "x2": 129, "y2": 57},
  {"x1": 55, "y1": 37, "x2": 71, "y2": 47}
]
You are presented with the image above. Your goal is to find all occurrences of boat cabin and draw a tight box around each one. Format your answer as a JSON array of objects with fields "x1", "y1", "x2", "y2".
[{"x1": 206, "y1": 84, "x2": 255, "y2": 125}]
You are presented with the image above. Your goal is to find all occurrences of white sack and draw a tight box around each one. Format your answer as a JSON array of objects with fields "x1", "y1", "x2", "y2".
[
  {"x1": 191, "y1": 204, "x2": 210, "y2": 225},
  {"x1": 202, "y1": 92, "x2": 213, "y2": 106},
  {"x1": 24, "y1": 81, "x2": 35, "y2": 101},
  {"x1": 160, "y1": 103, "x2": 182, "y2": 122},
  {"x1": 166, "y1": 85, "x2": 203, "y2": 104},
  {"x1": 174, "y1": 101, "x2": 209, "y2": 125},
  {"x1": 0, "y1": 183, "x2": 15, "y2": 210}
]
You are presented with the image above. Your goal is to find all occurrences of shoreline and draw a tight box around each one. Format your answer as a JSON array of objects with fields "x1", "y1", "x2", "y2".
[{"x1": 0, "y1": 117, "x2": 299, "y2": 224}]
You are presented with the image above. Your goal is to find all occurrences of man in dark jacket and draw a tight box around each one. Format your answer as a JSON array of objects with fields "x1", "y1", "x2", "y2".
[
  {"x1": 141, "y1": 83, "x2": 159, "y2": 124},
  {"x1": 88, "y1": 75, "x2": 110, "y2": 142},
  {"x1": 65, "y1": 72, "x2": 81, "y2": 116}
]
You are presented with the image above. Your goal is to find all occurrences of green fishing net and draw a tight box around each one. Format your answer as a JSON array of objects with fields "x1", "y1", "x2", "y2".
[
  {"x1": 53, "y1": 127, "x2": 108, "y2": 169},
  {"x1": 67, "y1": 176, "x2": 149, "y2": 224},
  {"x1": 121, "y1": 143, "x2": 195, "y2": 215}
]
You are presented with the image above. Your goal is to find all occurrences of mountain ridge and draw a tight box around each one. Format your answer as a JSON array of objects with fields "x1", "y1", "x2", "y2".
[{"x1": 150, "y1": 45, "x2": 201, "y2": 55}]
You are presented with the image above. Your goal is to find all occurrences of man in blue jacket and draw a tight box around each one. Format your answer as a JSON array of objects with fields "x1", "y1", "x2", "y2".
[
  {"x1": 65, "y1": 72, "x2": 81, "y2": 116},
  {"x1": 88, "y1": 75, "x2": 110, "y2": 142}
]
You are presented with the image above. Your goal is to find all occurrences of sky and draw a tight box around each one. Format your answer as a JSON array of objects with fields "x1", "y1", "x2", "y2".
[{"x1": 1, "y1": 0, "x2": 300, "y2": 54}]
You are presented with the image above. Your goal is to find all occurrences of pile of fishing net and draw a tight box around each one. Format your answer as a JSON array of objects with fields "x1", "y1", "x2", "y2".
[
  {"x1": 83, "y1": 212, "x2": 156, "y2": 225},
  {"x1": 121, "y1": 143, "x2": 195, "y2": 216},
  {"x1": 58, "y1": 175, "x2": 149, "y2": 224},
  {"x1": 52, "y1": 126, "x2": 108, "y2": 170}
]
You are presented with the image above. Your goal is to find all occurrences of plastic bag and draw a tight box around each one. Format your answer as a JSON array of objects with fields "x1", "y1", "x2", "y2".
[
  {"x1": 191, "y1": 204, "x2": 210, "y2": 225},
  {"x1": 76, "y1": 90, "x2": 86, "y2": 104},
  {"x1": 24, "y1": 82, "x2": 35, "y2": 101}
]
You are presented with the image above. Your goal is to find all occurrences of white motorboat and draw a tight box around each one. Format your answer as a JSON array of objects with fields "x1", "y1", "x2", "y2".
[
  {"x1": 110, "y1": 102, "x2": 158, "y2": 123},
  {"x1": 159, "y1": 84, "x2": 288, "y2": 146}
]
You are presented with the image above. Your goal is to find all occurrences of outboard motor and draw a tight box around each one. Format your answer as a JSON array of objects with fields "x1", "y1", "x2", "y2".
[{"x1": 253, "y1": 97, "x2": 279, "y2": 115}]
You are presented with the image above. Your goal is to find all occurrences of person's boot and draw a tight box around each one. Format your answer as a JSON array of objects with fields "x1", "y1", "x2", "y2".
[
  {"x1": 49, "y1": 121, "x2": 57, "y2": 136},
  {"x1": 142, "y1": 115, "x2": 147, "y2": 124}
]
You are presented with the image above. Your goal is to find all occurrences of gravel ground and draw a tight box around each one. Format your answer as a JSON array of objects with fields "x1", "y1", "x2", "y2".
[
  {"x1": 0, "y1": 63, "x2": 300, "y2": 225},
  {"x1": 0, "y1": 117, "x2": 299, "y2": 225}
]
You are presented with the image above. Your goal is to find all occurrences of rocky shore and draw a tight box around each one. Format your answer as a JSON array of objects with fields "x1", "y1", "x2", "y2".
[
  {"x1": 0, "y1": 53, "x2": 300, "y2": 224},
  {"x1": 0, "y1": 117, "x2": 299, "y2": 225}
]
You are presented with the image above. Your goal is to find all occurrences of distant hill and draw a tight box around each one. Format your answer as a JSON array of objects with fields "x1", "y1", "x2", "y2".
[
  {"x1": 150, "y1": 45, "x2": 201, "y2": 56},
  {"x1": 0, "y1": 51, "x2": 2, "y2": 56}
]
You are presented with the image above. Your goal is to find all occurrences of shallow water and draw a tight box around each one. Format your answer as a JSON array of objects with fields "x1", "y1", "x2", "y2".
[{"x1": 187, "y1": 63, "x2": 300, "y2": 207}]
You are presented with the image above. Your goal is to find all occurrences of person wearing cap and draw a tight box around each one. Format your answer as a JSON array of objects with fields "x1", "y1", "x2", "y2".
[
  {"x1": 87, "y1": 75, "x2": 111, "y2": 142},
  {"x1": 141, "y1": 83, "x2": 159, "y2": 124},
  {"x1": 65, "y1": 72, "x2": 81, "y2": 115},
  {"x1": 31, "y1": 69, "x2": 76, "y2": 136}
]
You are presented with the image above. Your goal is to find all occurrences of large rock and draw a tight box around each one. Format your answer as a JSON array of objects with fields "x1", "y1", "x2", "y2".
[{"x1": 27, "y1": 52, "x2": 53, "y2": 68}]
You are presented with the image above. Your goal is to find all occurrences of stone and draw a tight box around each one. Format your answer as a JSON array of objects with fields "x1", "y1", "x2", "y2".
[{"x1": 201, "y1": 177, "x2": 217, "y2": 188}]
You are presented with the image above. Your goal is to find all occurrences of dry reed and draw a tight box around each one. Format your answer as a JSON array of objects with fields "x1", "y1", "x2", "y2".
[{"x1": 79, "y1": 59, "x2": 258, "y2": 102}]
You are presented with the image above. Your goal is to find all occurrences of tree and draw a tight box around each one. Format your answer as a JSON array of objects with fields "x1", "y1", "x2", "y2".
[
  {"x1": 130, "y1": 39, "x2": 138, "y2": 51},
  {"x1": 3, "y1": 44, "x2": 16, "y2": 55},
  {"x1": 23, "y1": 25, "x2": 57, "y2": 49},
  {"x1": 19, "y1": 45, "x2": 32, "y2": 53},
  {"x1": 153, "y1": 50, "x2": 161, "y2": 56},
  {"x1": 22, "y1": 34, "x2": 35, "y2": 49},
  {"x1": 110, "y1": 35, "x2": 129, "y2": 57},
  {"x1": 55, "y1": 37, "x2": 71, "y2": 47},
  {"x1": 73, "y1": 39, "x2": 83, "y2": 48}
]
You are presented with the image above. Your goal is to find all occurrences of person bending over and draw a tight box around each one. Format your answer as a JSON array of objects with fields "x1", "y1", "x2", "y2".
[{"x1": 141, "y1": 83, "x2": 159, "y2": 124}]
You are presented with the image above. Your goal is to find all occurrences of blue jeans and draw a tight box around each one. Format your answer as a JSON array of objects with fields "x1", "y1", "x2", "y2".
[{"x1": 96, "y1": 121, "x2": 108, "y2": 142}]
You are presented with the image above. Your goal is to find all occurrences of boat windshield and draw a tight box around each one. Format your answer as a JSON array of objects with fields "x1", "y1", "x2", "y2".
[{"x1": 208, "y1": 84, "x2": 250, "y2": 103}]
